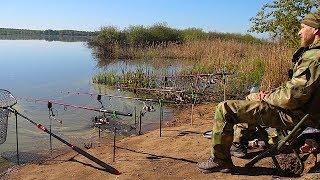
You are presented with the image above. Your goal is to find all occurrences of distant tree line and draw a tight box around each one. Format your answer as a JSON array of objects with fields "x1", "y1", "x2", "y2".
[
  {"x1": 0, "y1": 28, "x2": 98, "y2": 37},
  {"x1": 89, "y1": 23, "x2": 262, "y2": 48}
]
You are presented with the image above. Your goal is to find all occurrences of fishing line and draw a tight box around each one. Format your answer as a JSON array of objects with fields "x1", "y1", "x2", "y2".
[
  {"x1": 0, "y1": 89, "x2": 121, "y2": 175},
  {"x1": 60, "y1": 91, "x2": 176, "y2": 104},
  {"x1": 18, "y1": 96, "x2": 111, "y2": 150},
  {"x1": 18, "y1": 96, "x2": 132, "y2": 117}
]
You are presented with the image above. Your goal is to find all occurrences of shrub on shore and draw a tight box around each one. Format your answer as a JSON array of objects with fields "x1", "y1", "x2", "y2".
[{"x1": 88, "y1": 23, "x2": 262, "y2": 49}]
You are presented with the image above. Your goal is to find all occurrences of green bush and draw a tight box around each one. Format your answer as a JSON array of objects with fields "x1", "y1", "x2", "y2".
[
  {"x1": 89, "y1": 23, "x2": 263, "y2": 48},
  {"x1": 148, "y1": 22, "x2": 181, "y2": 43},
  {"x1": 181, "y1": 28, "x2": 208, "y2": 42},
  {"x1": 126, "y1": 25, "x2": 151, "y2": 46},
  {"x1": 98, "y1": 26, "x2": 122, "y2": 44}
]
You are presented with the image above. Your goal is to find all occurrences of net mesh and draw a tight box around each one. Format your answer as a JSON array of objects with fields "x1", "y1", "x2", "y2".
[
  {"x1": 0, "y1": 108, "x2": 9, "y2": 144},
  {"x1": 0, "y1": 89, "x2": 17, "y2": 108}
]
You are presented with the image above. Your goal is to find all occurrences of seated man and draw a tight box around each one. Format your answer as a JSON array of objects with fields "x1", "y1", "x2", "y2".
[{"x1": 197, "y1": 10, "x2": 320, "y2": 173}]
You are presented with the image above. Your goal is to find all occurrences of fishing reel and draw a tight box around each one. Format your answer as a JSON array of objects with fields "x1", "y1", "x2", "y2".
[
  {"x1": 97, "y1": 94, "x2": 104, "y2": 109},
  {"x1": 47, "y1": 101, "x2": 63, "y2": 124},
  {"x1": 142, "y1": 101, "x2": 155, "y2": 112},
  {"x1": 93, "y1": 115, "x2": 110, "y2": 126},
  {"x1": 94, "y1": 94, "x2": 109, "y2": 125},
  {"x1": 139, "y1": 101, "x2": 156, "y2": 117},
  {"x1": 207, "y1": 76, "x2": 216, "y2": 85},
  {"x1": 174, "y1": 93, "x2": 184, "y2": 103}
]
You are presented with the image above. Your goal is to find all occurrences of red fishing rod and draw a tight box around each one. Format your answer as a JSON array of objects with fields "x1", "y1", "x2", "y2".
[{"x1": 0, "y1": 89, "x2": 121, "y2": 175}]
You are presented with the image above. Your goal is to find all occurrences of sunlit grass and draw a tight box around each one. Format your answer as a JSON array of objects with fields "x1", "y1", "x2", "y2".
[{"x1": 92, "y1": 38, "x2": 293, "y2": 101}]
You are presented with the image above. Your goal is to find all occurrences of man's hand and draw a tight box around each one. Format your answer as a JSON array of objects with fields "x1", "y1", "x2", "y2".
[{"x1": 257, "y1": 91, "x2": 269, "y2": 101}]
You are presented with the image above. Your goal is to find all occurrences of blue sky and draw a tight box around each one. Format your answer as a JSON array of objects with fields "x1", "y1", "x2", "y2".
[{"x1": 1, "y1": 0, "x2": 272, "y2": 34}]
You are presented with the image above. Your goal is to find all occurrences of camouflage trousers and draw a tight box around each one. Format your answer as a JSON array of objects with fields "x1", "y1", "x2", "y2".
[
  {"x1": 211, "y1": 99, "x2": 308, "y2": 160},
  {"x1": 233, "y1": 123, "x2": 248, "y2": 144},
  {"x1": 233, "y1": 93, "x2": 277, "y2": 144}
]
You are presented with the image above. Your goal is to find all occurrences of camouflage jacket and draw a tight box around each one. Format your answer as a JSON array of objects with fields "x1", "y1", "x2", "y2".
[{"x1": 263, "y1": 41, "x2": 320, "y2": 111}]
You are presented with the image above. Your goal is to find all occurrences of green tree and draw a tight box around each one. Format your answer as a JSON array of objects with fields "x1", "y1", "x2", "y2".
[{"x1": 249, "y1": 0, "x2": 319, "y2": 47}]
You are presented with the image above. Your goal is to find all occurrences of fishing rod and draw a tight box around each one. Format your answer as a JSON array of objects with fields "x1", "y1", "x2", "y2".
[
  {"x1": 62, "y1": 91, "x2": 173, "y2": 137},
  {"x1": 160, "y1": 72, "x2": 234, "y2": 78},
  {"x1": 113, "y1": 85, "x2": 221, "y2": 95},
  {"x1": 63, "y1": 91, "x2": 177, "y2": 104},
  {"x1": 115, "y1": 86, "x2": 225, "y2": 97},
  {"x1": 101, "y1": 72, "x2": 234, "y2": 81},
  {"x1": 113, "y1": 86, "x2": 189, "y2": 103},
  {"x1": 115, "y1": 86, "x2": 186, "y2": 93},
  {"x1": 0, "y1": 89, "x2": 120, "y2": 175},
  {"x1": 23, "y1": 97, "x2": 132, "y2": 117},
  {"x1": 112, "y1": 87, "x2": 206, "y2": 103}
]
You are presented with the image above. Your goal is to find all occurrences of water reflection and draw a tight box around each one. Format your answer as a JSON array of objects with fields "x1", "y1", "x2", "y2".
[{"x1": 0, "y1": 35, "x2": 92, "y2": 42}]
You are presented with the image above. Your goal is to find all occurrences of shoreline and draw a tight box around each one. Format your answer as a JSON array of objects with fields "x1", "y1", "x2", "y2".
[
  {"x1": 2, "y1": 103, "x2": 210, "y2": 179},
  {"x1": 3, "y1": 103, "x2": 320, "y2": 179},
  {"x1": 0, "y1": 103, "x2": 179, "y2": 178}
]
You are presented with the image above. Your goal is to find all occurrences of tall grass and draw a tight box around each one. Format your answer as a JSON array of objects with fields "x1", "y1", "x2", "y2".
[
  {"x1": 93, "y1": 38, "x2": 292, "y2": 91},
  {"x1": 93, "y1": 68, "x2": 158, "y2": 88}
]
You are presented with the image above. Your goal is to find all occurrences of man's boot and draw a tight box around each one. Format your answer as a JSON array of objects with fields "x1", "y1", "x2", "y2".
[
  {"x1": 230, "y1": 142, "x2": 247, "y2": 158},
  {"x1": 197, "y1": 157, "x2": 234, "y2": 173}
]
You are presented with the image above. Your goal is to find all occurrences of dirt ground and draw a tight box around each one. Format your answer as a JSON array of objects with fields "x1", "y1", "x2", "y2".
[{"x1": 2, "y1": 103, "x2": 320, "y2": 180}]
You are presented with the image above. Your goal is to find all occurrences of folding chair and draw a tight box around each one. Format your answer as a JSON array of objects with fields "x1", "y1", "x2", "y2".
[{"x1": 245, "y1": 114, "x2": 310, "y2": 175}]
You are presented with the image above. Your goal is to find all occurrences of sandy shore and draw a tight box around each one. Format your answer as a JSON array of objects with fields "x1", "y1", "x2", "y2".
[{"x1": 2, "y1": 103, "x2": 320, "y2": 180}]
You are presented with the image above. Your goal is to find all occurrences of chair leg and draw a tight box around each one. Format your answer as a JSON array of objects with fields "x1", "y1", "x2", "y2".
[
  {"x1": 245, "y1": 145, "x2": 277, "y2": 167},
  {"x1": 256, "y1": 126, "x2": 281, "y2": 169},
  {"x1": 292, "y1": 149, "x2": 304, "y2": 175}
]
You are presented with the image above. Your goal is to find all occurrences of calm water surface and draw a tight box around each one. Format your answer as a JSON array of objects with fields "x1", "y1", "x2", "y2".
[{"x1": 0, "y1": 40, "x2": 175, "y2": 163}]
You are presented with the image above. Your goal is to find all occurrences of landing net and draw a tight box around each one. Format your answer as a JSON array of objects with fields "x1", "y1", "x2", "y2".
[
  {"x1": 0, "y1": 89, "x2": 17, "y2": 108},
  {"x1": 0, "y1": 108, "x2": 9, "y2": 144}
]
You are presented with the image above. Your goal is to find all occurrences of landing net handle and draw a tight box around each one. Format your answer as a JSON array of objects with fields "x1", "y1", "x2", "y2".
[
  {"x1": 0, "y1": 89, "x2": 17, "y2": 144},
  {"x1": 0, "y1": 109, "x2": 9, "y2": 144}
]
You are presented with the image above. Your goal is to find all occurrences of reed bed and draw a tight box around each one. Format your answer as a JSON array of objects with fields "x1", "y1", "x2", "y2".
[{"x1": 92, "y1": 38, "x2": 294, "y2": 102}]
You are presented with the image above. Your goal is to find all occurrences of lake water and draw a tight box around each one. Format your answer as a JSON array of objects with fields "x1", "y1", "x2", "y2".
[{"x1": 0, "y1": 40, "x2": 175, "y2": 165}]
